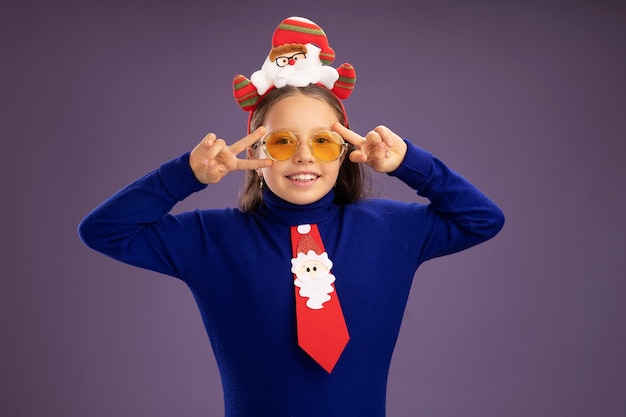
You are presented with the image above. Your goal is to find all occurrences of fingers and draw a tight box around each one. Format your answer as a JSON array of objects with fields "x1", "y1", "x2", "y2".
[
  {"x1": 333, "y1": 123, "x2": 407, "y2": 173},
  {"x1": 190, "y1": 133, "x2": 215, "y2": 169},
  {"x1": 229, "y1": 126, "x2": 266, "y2": 155},
  {"x1": 333, "y1": 122, "x2": 392, "y2": 150},
  {"x1": 237, "y1": 158, "x2": 273, "y2": 171},
  {"x1": 332, "y1": 122, "x2": 368, "y2": 163},
  {"x1": 231, "y1": 126, "x2": 272, "y2": 171},
  {"x1": 332, "y1": 122, "x2": 364, "y2": 147},
  {"x1": 194, "y1": 127, "x2": 272, "y2": 178},
  {"x1": 372, "y1": 125, "x2": 395, "y2": 148},
  {"x1": 197, "y1": 127, "x2": 265, "y2": 162},
  {"x1": 369, "y1": 131, "x2": 392, "y2": 160},
  {"x1": 200, "y1": 132, "x2": 217, "y2": 149},
  {"x1": 333, "y1": 122, "x2": 390, "y2": 163}
]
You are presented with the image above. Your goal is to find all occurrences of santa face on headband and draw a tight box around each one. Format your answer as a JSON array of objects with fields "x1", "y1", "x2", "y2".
[
  {"x1": 250, "y1": 43, "x2": 339, "y2": 96},
  {"x1": 232, "y1": 16, "x2": 356, "y2": 112}
]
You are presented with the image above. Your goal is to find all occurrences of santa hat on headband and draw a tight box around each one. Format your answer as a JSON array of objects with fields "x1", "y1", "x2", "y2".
[
  {"x1": 233, "y1": 16, "x2": 356, "y2": 113},
  {"x1": 272, "y1": 17, "x2": 336, "y2": 65}
]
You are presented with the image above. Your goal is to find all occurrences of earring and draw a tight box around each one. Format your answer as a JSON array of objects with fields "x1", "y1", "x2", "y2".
[{"x1": 259, "y1": 176, "x2": 264, "y2": 190}]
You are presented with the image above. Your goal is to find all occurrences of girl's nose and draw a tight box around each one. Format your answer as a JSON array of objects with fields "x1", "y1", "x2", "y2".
[{"x1": 293, "y1": 139, "x2": 314, "y2": 163}]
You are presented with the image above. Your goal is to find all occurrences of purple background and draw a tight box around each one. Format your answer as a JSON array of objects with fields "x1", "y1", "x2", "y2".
[{"x1": 2, "y1": 1, "x2": 625, "y2": 416}]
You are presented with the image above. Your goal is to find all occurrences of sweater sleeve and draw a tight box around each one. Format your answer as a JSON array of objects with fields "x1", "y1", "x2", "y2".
[
  {"x1": 388, "y1": 140, "x2": 505, "y2": 260},
  {"x1": 77, "y1": 152, "x2": 209, "y2": 279}
]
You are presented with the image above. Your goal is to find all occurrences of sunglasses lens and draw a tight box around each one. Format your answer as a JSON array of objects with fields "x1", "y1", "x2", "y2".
[
  {"x1": 262, "y1": 131, "x2": 345, "y2": 161},
  {"x1": 264, "y1": 132, "x2": 298, "y2": 160},
  {"x1": 311, "y1": 131, "x2": 344, "y2": 161}
]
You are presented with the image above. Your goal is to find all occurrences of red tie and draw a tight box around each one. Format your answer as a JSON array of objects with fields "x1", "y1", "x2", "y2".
[{"x1": 290, "y1": 224, "x2": 350, "y2": 373}]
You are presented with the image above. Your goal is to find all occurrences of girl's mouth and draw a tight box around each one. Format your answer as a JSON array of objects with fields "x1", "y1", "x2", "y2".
[{"x1": 287, "y1": 173, "x2": 319, "y2": 182}]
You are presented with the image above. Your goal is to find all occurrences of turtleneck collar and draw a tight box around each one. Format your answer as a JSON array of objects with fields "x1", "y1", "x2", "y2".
[{"x1": 255, "y1": 188, "x2": 338, "y2": 226}]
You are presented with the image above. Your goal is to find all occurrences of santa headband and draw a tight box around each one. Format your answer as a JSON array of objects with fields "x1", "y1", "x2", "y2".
[{"x1": 232, "y1": 16, "x2": 356, "y2": 132}]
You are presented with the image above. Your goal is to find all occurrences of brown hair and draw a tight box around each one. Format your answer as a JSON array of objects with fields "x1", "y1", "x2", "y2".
[{"x1": 238, "y1": 84, "x2": 369, "y2": 212}]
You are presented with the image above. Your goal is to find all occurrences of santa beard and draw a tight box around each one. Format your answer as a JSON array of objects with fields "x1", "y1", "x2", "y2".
[{"x1": 294, "y1": 271, "x2": 336, "y2": 310}]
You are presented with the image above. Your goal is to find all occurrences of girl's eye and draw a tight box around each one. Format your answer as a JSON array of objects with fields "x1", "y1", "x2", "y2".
[
  {"x1": 313, "y1": 137, "x2": 330, "y2": 144},
  {"x1": 276, "y1": 138, "x2": 294, "y2": 145}
]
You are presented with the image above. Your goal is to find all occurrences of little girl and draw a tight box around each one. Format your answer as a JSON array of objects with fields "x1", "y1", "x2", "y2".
[{"x1": 79, "y1": 16, "x2": 504, "y2": 417}]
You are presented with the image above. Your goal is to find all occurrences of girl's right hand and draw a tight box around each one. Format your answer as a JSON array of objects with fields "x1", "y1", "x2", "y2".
[{"x1": 189, "y1": 127, "x2": 273, "y2": 184}]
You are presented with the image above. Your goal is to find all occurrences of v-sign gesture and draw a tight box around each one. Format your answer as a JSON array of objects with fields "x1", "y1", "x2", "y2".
[
  {"x1": 189, "y1": 127, "x2": 273, "y2": 184},
  {"x1": 332, "y1": 122, "x2": 408, "y2": 173}
]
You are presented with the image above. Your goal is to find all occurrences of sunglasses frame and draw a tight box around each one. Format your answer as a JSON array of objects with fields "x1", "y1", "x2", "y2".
[{"x1": 258, "y1": 131, "x2": 349, "y2": 162}]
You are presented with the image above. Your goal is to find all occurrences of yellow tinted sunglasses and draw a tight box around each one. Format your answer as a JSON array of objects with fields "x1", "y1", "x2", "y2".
[{"x1": 259, "y1": 131, "x2": 348, "y2": 162}]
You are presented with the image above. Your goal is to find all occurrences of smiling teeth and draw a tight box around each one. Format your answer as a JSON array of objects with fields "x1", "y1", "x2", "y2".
[{"x1": 290, "y1": 174, "x2": 317, "y2": 181}]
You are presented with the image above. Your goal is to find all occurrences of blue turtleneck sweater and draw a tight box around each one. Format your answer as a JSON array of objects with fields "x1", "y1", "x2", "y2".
[{"x1": 78, "y1": 141, "x2": 504, "y2": 416}]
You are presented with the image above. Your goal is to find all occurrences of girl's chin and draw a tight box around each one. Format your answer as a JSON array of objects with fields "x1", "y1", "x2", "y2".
[{"x1": 278, "y1": 190, "x2": 328, "y2": 206}]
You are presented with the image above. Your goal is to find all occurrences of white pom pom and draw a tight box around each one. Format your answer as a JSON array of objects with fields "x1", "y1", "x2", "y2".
[{"x1": 297, "y1": 224, "x2": 311, "y2": 234}]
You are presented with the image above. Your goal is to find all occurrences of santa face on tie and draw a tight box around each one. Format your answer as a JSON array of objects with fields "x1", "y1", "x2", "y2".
[{"x1": 291, "y1": 249, "x2": 336, "y2": 310}]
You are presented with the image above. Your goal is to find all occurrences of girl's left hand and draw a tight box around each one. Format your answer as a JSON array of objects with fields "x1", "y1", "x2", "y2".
[{"x1": 332, "y1": 122, "x2": 408, "y2": 173}]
